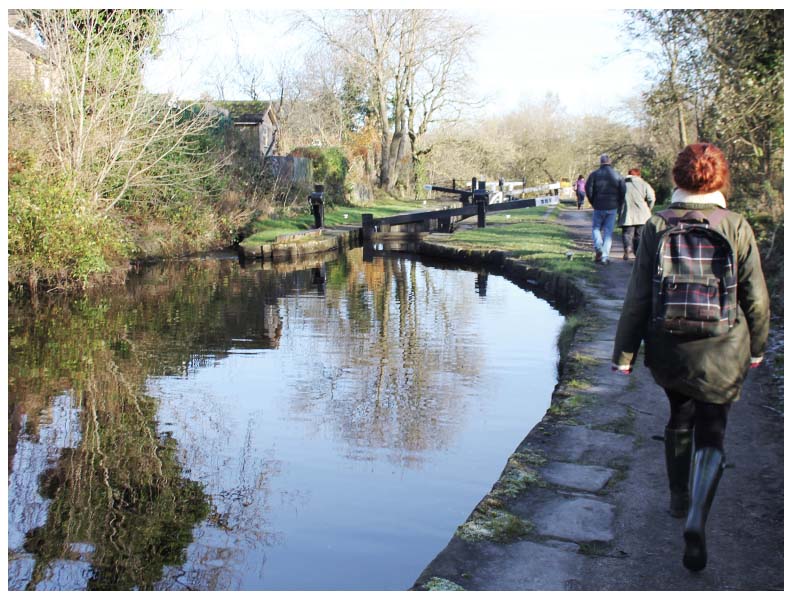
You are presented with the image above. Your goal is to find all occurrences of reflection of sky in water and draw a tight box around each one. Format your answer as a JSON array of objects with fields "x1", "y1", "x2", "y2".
[
  {"x1": 8, "y1": 393, "x2": 86, "y2": 590},
  {"x1": 149, "y1": 258, "x2": 563, "y2": 590}
]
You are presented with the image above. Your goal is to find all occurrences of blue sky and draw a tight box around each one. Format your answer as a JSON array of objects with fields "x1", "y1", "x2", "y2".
[{"x1": 143, "y1": 7, "x2": 656, "y2": 119}]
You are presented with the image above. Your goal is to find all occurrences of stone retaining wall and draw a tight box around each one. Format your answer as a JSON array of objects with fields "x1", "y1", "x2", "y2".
[
  {"x1": 418, "y1": 241, "x2": 585, "y2": 313},
  {"x1": 238, "y1": 227, "x2": 362, "y2": 263}
]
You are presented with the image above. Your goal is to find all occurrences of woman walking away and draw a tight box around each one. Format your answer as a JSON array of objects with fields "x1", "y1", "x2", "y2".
[
  {"x1": 573, "y1": 175, "x2": 586, "y2": 209},
  {"x1": 611, "y1": 143, "x2": 770, "y2": 571}
]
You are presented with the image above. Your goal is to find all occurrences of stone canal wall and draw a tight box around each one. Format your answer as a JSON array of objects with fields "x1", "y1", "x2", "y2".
[{"x1": 237, "y1": 227, "x2": 362, "y2": 263}]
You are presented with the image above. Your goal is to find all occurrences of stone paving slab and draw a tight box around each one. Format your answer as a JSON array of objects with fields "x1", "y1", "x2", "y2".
[
  {"x1": 421, "y1": 538, "x2": 593, "y2": 591},
  {"x1": 463, "y1": 540, "x2": 590, "y2": 591},
  {"x1": 580, "y1": 340, "x2": 619, "y2": 355},
  {"x1": 530, "y1": 424, "x2": 634, "y2": 464},
  {"x1": 530, "y1": 495, "x2": 616, "y2": 543},
  {"x1": 568, "y1": 399, "x2": 635, "y2": 429},
  {"x1": 540, "y1": 462, "x2": 616, "y2": 492}
]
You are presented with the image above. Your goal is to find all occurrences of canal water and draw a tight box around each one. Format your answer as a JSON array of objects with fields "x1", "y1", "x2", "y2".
[{"x1": 7, "y1": 247, "x2": 563, "y2": 591}]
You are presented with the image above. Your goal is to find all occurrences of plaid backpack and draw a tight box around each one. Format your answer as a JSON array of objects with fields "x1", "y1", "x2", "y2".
[{"x1": 651, "y1": 208, "x2": 737, "y2": 337}]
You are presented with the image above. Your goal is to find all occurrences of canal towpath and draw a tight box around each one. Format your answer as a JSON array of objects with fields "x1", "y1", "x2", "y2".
[{"x1": 411, "y1": 206, "x2": 784, "y2": 591}]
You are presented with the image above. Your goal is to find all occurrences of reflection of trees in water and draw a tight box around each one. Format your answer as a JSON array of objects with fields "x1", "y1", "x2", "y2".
[
  {"x1": 129, "y1": 254, "x2": 485, "y2": 466},
  {"x1": 7, "y1": 260, "x2": 293, "y2": 590},
  {"x1": 7, "y1": 394, "x2": 81, "y2": 575},
  {"x1": 286, "y1": 249, "x2": 482, "y2": 464},
  {"x1": 17, "y1": 363, "x2": 209, "y2": 590},
  {"x1": 150, "y1": 387, "x2": 285, "y2": 591},
  {"x1": 149, "y1": 408, "x2": 280, "y2": 590}
]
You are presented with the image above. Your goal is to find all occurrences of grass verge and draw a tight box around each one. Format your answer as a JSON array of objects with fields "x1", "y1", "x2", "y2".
[{"x1": 427, "y1": 206, "x2": 595, "y2": 279}]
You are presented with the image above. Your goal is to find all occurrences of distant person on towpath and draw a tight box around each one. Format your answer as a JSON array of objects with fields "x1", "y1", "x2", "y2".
[
  {"x1": 586, "y1": 154, "x2": 626, "y2": 264},
  {"x1": 573, "y1": 175, "x2": 586, "y2": 209},
  {"x1": 611, "y1": 143, "x2": 770, "y2": 572},
  {"x1": 618, "y1": 168, "x2": 656, "y2": 260}
]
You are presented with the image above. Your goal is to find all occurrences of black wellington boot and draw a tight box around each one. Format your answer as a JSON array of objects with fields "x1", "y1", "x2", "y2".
[
  {"x1": 683, "y1": 447, "x2": 725, "y2": 571},
  {"x1": 664, "y1": 428, "x2": 692, "y2": 517}
]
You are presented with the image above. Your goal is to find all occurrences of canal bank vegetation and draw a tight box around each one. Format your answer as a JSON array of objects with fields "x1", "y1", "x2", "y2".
[
  {"x1": 8, "y1": 9, "x2": 298, "y2": 293},
  {"x1": 9, "y1": 10, "x2": 224, "y2": 292}
]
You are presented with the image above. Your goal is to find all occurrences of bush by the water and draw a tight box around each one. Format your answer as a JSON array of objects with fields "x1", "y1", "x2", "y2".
[{"x1": 8, "y1": 160, "x2": 130, "y2": 291}]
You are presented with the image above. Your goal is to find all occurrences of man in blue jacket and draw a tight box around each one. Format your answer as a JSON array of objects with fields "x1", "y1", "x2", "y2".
[{"x1": 586, "y1": 154, "x2": 626, "y2": 264}]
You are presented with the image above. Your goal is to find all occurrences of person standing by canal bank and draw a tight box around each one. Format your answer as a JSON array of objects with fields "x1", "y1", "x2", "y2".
[
  {"x1": 573, "y1": 175, "x2": 586, "y2": 209},
  {"x1": 611, "y1": 143, "x2": 770, "y2": 572},
  {"x1": 586, "y1": 154, "x2": 626, "y2": 264},
  {"x1": 619, "y1": 168, "x2": 656, "y2": 260}
]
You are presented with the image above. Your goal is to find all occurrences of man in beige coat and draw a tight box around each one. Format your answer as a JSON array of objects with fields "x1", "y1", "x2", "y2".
[{"x1": 618, "y1": 168, "x2": 656, "y2": 260}]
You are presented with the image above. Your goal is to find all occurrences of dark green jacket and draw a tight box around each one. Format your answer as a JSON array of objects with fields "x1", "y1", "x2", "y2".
[{"x1": 612, "y1": 202, "x2": 770, "y2": 403}]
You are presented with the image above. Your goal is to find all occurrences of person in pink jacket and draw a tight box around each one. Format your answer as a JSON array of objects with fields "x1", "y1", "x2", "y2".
[{"x1": 573, "y1": 175, "x2": 586, "y2": 209}]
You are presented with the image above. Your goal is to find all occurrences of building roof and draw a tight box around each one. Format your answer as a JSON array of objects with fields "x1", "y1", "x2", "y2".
[{"x1": 213, "y1": 100, "x2": 277, "y2": 126}]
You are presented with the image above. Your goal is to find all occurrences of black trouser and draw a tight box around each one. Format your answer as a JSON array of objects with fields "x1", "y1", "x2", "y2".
[
  {"x1": 666, "y1": 390, "x2": 731, "y2": 451},
  {"x1": 622, "y1": 224, "x2": 644, "y2": 254}
]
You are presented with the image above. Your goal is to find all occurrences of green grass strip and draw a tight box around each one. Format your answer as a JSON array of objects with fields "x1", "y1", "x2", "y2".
[{"x1": 433, "y1": 205, "x2": 594, "y2": 277}]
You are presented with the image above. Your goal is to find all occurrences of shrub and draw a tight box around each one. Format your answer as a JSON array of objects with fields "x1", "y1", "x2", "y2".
[
  {"x1": 290, "y1": 146, "x2": 350, "y2": 205},
  {"x1": 8, "y1": 161, "x2": 130, "y2": 290}
]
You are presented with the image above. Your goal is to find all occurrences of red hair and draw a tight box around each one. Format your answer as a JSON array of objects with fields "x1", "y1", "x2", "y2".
[
  {"x1": 672, "y1": 143, "x2": 730, "y2": 195},
  {"x1": 628, "y1": 168, "x2": 641, "y2": 176}
]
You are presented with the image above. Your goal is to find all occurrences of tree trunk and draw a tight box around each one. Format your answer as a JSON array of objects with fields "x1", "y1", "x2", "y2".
[
  {"x1": 375, "y1": 70, "x2": 392, "y2": 188},
  {"x1": 379, "y1": 129, "x2": 391, "y2": 189},
  {"x1": 669, "y1": 53, "x2": 688, "y2": 148},
  {"x1": 388, "y1": 114, "x2": 410, "y2": 192},
  {"x1": 677, "y1": 102, "x2": 688, "y2": 148}
]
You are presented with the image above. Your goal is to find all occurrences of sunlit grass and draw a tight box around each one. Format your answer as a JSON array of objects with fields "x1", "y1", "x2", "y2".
[{"x1": 432, "y1": 205, "x2": 595, "y2": 278}]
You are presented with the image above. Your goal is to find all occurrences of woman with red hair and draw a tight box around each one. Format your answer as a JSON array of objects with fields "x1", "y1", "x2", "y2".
[{"x1": 612, "y1": 143, "x2": 770, "y2": 571}]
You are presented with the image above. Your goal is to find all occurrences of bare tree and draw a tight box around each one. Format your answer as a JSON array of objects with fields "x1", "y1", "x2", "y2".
[
  {"x1": 297, "y1": 9, "x2": 477, "y2": 193},
  {"x1": 233, "y1": 51, "x2": 267, "y2": 101},
  {"x1": 30, "y1": 9, "x2": 222, "y2": 211},
  {"x1": 401, "y1": 11, "x2": 478, "y2": 189},
  {"x1": 270, "y1": 50, "x2": 348, "y2": 150},
  {"x1": 624, "y1": 10, "x2": 699, "y2": 149},
  {"x1": 202, "y1": 59, "x2": 230, "y2": 101}
]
